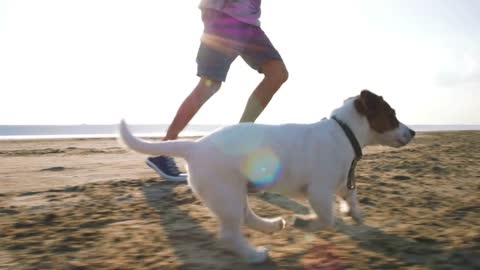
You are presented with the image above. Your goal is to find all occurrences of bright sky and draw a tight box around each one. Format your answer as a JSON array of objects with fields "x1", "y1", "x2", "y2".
[{"x1": 1, "y1": 0, "x2": 479, "y2": 125}]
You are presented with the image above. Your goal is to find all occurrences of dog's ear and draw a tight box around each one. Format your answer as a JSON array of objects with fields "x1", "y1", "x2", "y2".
[{"x1": 355, "y1": 89, "x2": 382, "y2": 116}]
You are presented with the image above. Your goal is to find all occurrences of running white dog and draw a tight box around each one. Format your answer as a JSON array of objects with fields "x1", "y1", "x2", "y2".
[{"x1": 119, "y1": 90, "x2": 415, "y2": 263}]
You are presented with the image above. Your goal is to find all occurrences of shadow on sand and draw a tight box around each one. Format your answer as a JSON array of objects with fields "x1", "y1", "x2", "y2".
[
  {"x1": 143, "y1": 182, "x2": 478, "y2": 269},
  {"x1": 143, "y1": 181, "x2": 281, "y2": 269}
]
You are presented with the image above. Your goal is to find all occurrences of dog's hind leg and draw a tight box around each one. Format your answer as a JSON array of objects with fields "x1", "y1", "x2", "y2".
[
  {"x1": 245, "y1": 201, "x2": 285, "y2": 234},
  {"x1": 198, "y1": 180, "x2": 269, "y2": 264},
  {"x1": 219, "y1": 218, "x2": 269, "y2": 264}
]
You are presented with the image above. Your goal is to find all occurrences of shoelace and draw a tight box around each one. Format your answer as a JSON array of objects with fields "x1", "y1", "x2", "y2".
[{"x1": 163, "y1": 156, "x2": 181, "y2": 175}]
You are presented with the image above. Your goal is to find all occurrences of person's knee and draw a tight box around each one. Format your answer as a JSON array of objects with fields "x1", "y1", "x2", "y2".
[
  {"x1": 262, "y1": 61, "x2": 289, "y2": 85},
  {"x1": 194, "y1": 78, "x2": 222, "y2": 102},
  {"x1": 199, "y1": 77, "x2": 222, "y2": 92}
]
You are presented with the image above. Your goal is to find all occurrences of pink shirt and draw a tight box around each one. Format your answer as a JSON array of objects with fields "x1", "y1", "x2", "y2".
[{"x1": 199, "y1": 0, "x2": 262, "y2": 26}]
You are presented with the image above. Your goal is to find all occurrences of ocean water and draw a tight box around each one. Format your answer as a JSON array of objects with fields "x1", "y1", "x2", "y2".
[
  {"x1": 409, "y1": 125, "x2": 480, "y2": 132},
  {"x1": 0, "y1": 124, "x2": 223, "y2": 140},
  {"x1": 0, "y1": 124, "x2": 479, "y2": 140}
]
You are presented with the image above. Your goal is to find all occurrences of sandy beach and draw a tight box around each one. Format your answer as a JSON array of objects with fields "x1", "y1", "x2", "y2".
[{"x1": 0, "y1": 131, "x2": 479, "y2": 269}]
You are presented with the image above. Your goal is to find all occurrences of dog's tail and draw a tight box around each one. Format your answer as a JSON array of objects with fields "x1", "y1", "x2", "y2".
[{"x1": 118, "y1": 120, "x2": 195, "y2": 159}]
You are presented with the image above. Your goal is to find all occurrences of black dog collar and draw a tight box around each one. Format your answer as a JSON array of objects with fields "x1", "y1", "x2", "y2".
[{"x1": 332, "y1": 116, "x2": 363, "y2": 189}]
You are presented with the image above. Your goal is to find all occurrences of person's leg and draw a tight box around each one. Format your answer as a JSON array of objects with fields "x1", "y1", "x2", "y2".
[
  {"x1": 148, "y1": 10, "x2": 241, "y2": 181},
  {"x1": 239, "y1": 60, "x2": 288, "y2": 122},
  {"x1": 164, "y1": 78, "x2": 222, "y2": 140},
  {"x1": 238, "y1": 23, "x2": 288, "y2": 123},
  {"x1": 148, "y1": 11, "x2": 238, "y2": 181},
  {"x1": 146, "y1": 77, "x2": 222, "y2": 181}
]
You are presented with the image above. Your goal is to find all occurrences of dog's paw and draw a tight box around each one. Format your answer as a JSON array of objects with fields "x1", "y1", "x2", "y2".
[
  {"x1": 351, "y1": 212, "x2": 364, "y2": 225},
  {"x1": 246, "y1": 246, "x2": 269, "y2": 264},
  {"x1": 251, "y1": 216, "x2": 287, "y2": 234},
  {"x1": 270, "y1": 217, "x2": 286, "y2": 232},
  {"x1": 257, "y1": 217, "x2": 286, "y2": 234},
  {"x1": 349, "y1": 209, "x2": 364, "y2": 224}
]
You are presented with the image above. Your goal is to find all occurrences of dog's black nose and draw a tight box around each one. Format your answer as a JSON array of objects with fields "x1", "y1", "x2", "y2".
[{"x1": 409, "y1": 129, "x2": 416, "y2": 137}]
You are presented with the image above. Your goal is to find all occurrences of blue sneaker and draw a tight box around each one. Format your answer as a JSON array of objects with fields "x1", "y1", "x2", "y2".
[{"x1": 146, "y1": 156, "x2": 187, "y2": 182}]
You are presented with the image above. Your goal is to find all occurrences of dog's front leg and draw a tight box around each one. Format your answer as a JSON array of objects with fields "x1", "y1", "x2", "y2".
[
  {"x1": 343, "y1": 189, "x2": 363, "y2": 224},
  {"x1": 294, "y1": 187, "x2": 335, "y2": 232}
]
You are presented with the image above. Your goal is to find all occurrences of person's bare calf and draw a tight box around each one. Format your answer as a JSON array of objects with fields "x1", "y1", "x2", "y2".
[
  {"x1": 165, "y1": 78, "x2": 222, "y2": 141},
  {"x1": 239, "y1": 60, "x2": 288, "y2": 123}
]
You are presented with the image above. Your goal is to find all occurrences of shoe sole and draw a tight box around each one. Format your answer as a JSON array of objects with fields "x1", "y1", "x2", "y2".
[{"x1": 146, "y1": 159, "x2": 188, "y2": 182}]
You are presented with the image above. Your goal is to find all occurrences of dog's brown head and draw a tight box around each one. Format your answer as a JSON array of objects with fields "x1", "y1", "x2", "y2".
[
  {"x1": 354, "y1": 90, "x2": 399, "y2": 133},
  {"x1": 354, "y1": 90, "x2": 415, "y2": 147}
]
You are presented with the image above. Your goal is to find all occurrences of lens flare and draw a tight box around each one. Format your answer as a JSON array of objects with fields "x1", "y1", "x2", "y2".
[
  {"x1": 242, "y1": 147, "x2": 282, "y2": 189},
  {"x1": 204, "y1": 79, "x2": 212, "y2": 87},
  {"x1": 211, "y1": 127, "x2": 282, "y2": 189}
]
